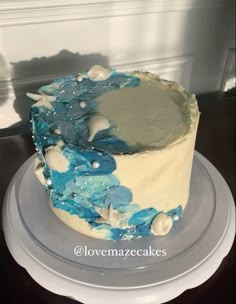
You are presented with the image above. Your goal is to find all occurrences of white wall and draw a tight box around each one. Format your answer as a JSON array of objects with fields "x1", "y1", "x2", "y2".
[{"x1": 0, "y1": 0, "x2": 235, "y2": 129}]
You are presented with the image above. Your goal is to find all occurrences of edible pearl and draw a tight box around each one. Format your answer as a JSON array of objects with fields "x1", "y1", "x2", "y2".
[
  {"x1": 46, "y1": 179, "x2": 52, "y2": 186},
  {"x1": 173, "y1": 214, "x2": 179, "y2": 221},
  {"x1": 79, "y1": 101, "x2": 86, "y2": 108},
  {"x1": 77, "y1": 75, "x2": 83, "y2": 82},
  {"x1": 92, "y1": 161, "x2": 100, "y2": 169},
  {"x1": 54, "y1": 128, "x2": 61, "y2": 135}
]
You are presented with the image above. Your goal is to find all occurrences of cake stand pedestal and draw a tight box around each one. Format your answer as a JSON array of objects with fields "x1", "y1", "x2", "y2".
[{"x1": 2, "y1": 152, "x2": 235, "y2": 304}]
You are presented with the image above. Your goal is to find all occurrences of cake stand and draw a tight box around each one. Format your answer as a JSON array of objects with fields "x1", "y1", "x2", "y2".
[{"x1": 2, "y1": 151, "x2": 235, "y2": 304}]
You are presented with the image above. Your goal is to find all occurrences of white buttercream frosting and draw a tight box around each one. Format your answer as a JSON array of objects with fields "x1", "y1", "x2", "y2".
[
  {"x1": 97, "y1": 76, "x2": 198, "y2": 150},
  {"x1": 49, "y1": 200, "x2": 109, "y2": 239},
  {"x1": 113, "y1": 119, "x2": 198, "y2": 213},
  {"x1": 34, "y1": 157, "x2": 46, "y2": 185}
]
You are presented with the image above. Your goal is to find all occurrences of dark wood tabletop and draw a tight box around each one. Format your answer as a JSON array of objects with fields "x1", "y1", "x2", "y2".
[{"x1": 0, "y1": 94, "x2": 235, "y2": 304}]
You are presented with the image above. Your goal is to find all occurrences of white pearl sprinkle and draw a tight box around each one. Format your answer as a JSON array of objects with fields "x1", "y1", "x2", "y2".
[
  {"x1": 79, "y1": 101, "x2": 86, "y2": 108},
  {"x1": 173, "y1": 214, "x2": 179, "y2": 221},
  {"x1": 77, "y1": 75, "x2": 83, "y2": 82},
  {"x1": 54, "y1": 128, "x2": 61, "y2": 135},
  {"x1": 46, "y1": 179, "x2": 52, "y2": 186},
  {"x1": 92, "y1": 161, "x2": 100, "y2": 169}
]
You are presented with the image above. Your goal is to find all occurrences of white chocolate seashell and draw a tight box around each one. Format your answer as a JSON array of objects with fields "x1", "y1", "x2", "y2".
[
  {"x1": 95, "y1": 204, "x2": 131, "y2": 228},
  {"x1": 87, "y1": 65, "x2": 112, "y2": 81},
  {"x1": 151, "y1": 213, "x2": 173, "y2": 236},
  {"x1": 34, "y1": 157, "x2": 46, "y2": 185},
  {"x1": 88, "y1": 115, "x2": 110, "y2": 142},
  {"x1": 44, "y1": 146, "x2": 69, "y2": 172}
]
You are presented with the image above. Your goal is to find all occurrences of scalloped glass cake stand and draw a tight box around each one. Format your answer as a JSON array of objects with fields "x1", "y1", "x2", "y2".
[{"x1": 2, "y1": 151, "x2": 235, "y2": 304}]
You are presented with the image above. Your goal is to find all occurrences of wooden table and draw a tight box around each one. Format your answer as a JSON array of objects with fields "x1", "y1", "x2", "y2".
[{"x1": 0, "y1": 94, "x2": 235, "y2": 303}]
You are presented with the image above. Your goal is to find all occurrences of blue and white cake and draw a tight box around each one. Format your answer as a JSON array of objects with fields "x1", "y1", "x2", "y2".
[{"x1": 27, "y1": 65, "x2": 199, "y2": 240}]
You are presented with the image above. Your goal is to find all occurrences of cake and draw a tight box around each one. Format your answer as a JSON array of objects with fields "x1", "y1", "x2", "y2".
[{"x1": 27, "y1": 65, "x2": 200, "y2": 240}]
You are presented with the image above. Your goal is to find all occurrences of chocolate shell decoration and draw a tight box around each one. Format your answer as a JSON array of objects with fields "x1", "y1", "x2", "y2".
[
  {"x1": 151, "y1": 213, "x2": 173, "y2": 236},
  {"x1": 87, "y1": 115, "x2": 110, "y2": 142},
  {"x1": 87, "y1": 65, "x2": 112, "y2": 81},
  {"x1": 45, "y1": 145, "x2": 69, "y2": 173}
]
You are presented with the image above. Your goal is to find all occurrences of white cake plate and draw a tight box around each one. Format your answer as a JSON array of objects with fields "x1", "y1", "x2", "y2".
[{"x1": 2, "y1": 151, "x2": 235, "y2": 304}]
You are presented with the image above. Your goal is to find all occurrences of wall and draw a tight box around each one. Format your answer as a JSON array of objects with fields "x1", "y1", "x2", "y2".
[{"x1": 0, "y1": 0, "x2": 235, "y2": 129}]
